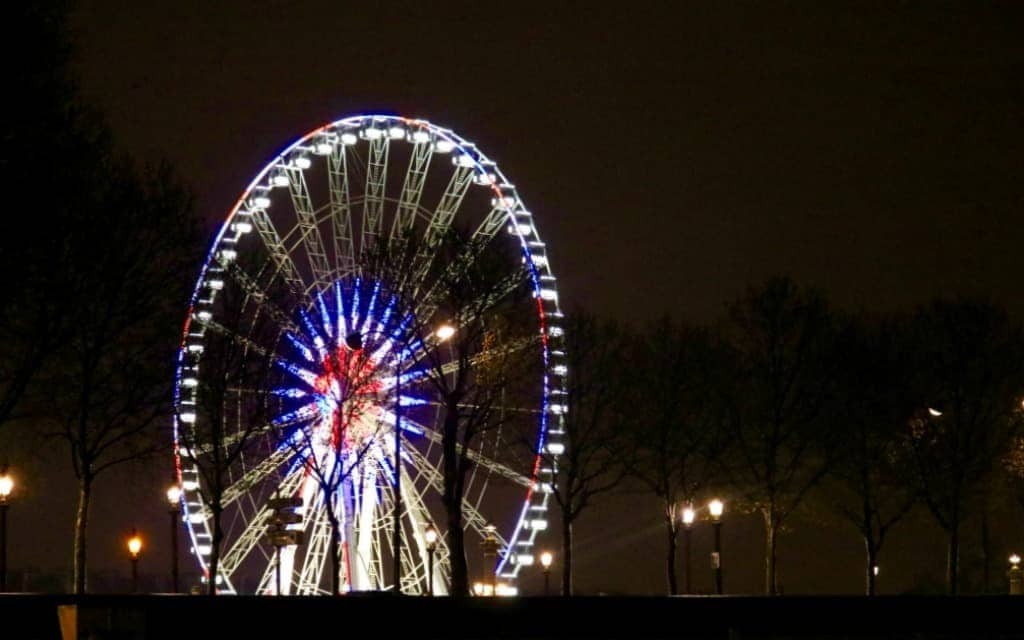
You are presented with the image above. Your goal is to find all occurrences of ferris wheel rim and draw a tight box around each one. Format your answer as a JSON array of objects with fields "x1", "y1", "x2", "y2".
[{"x1": 172, "y1": 114, "x2": 566, "y2": 594}]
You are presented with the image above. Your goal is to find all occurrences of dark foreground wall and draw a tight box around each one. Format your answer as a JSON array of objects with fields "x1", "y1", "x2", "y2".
[{"x1": 2, "y1": 593, "x2": 1022, "y2": 640}]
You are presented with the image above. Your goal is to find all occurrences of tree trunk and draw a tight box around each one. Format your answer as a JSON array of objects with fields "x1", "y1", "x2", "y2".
[
  {"x1": 947, "y1": 524, "x2": 960, "y2": 595},
  {"x1": 208, "y1": 505, "x2": 222, "y2": 595},
  {"x1": 664, "y1": 512, "x2": 678, "y2": 595},
  {"x1": 73, "y1": 476, "x2": 92, "y2": 594},
  {"x1": 764, "y1": 510, "x2": 778, "y2": 595},
  {"x1": 328, "y1": 513, "x2": 342, "y2": 595},
  {"x1": 865, "y1": 537, "x2": 878, "y2": 596},
  {"x1": 447, "y1": 506, "x2": 468, "y2": 596},
  {"x1": 981, "y1": 507, "x2": 991, "y2": 593},
  {"x1": 561, "y1": 514, "x2": 573, "y2": 596}
]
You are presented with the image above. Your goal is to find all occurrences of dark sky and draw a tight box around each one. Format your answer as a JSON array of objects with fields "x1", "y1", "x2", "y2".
[{"x1": 11, "y1": 1, "x2": 1021, "y2": 594}]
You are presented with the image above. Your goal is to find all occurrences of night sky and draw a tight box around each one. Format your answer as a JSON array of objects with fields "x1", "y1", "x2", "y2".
[{"x1": 9, "y1": 2, "x2": 1023, "y2": 595}]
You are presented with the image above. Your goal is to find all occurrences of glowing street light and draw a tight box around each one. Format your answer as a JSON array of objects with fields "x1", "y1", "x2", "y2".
[
  {"x1": 0, "y1": 467, "x2": 13, "y2": 592},
  {"x1": 435, "y1": 324, "x2": 456, "y2": 342},
  {"x1": 425, "y1": 525, "x2": 438, "y2": 596},
  {"x1": 708, "y1": 499, "x2": 724, "y2": 594},
  {"x1": 927, "y1": 407, "x2": 943, "y2": 417},
  {"x1": 166, "y1": 481, "x2": 182, "y2": 593},
  {"x1": 1010, "y1": 554, "x2": 1022, "y2": 595},
  {"x1": 127, "y1": 528, "x2": 143, "y2": 593},
  {"x1": 540, "y1": 551, "x2": 553, "y2": 596},
  {"x1": 681, "y1": 505, "x2": 696, "y2": 594}
]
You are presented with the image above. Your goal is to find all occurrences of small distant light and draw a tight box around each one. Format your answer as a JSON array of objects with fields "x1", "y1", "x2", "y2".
[
  {"x1": 340, "y1": 132, "x2": 358, "y2": 145},
  {"x1": 546, "y1": 442, "x2": 565, "y2": 455},
  {"x1": 232, "y1": 221, "x2": 253, "y2": 234},
  {"x1": 873, "y1": 565, "x2": 880, "y2": 576},
  {"x1": 314, "y1": 142, "x2": 333, "y2": 155},
  {"x1": 364, "y1": 126, "x2": 384, "y2": 140},
  {"x1": 411, "y1": 130, "x2": 430, "y2": 144},
  {"x1": 530, "y1": 519, "x2": 549, "y2": 531},
  {"x1": 187, "y1": 344, "x2": 204, "y2": 353},
  {"x1": 294, "y1": 156, "x2": 311, "y2": 169},
  {"x1": 179, "y1": 412, "x2": 196, "y2": 424},
  {"x1": 539, "y1": 289, "x2": 557, "y2": 301},
  {"x1": 456, "y1": 153, "x2": 476, "y2": 168},
  {"x1": 532, "y1": 255, "x2": 549, "y2": 267},
  {"x1": 540, "y1": 551, "x2": 553, "y2": 569},
  {"x1": 218, "y1": 249, "x2": 237, "y2": 262},
  {"x1": 552, "y1": 365, "x2": 567, "y2": 376},
  {"x1": 388, "y1": 126, "x2": 406, "y2": 139},
  {"x1": 272, "y1": 174, "x2": 289, "y2": 187},
  {"x1": 548, "y1": 326, "x2": 564, "y2": 337},
  {"x1": 928, "y1": 408, "x2": 943, "y2": 417},
  {"x1": 181, "y1": 377, "x2": 198, "y2": 388},
  {"x1": 127, "y1": 532, "x2": 143, "y2": 558},
  {"x1": 166, "y1": 485, "x2": 182, "y2": 506},
  {"x1": 517, "y1": 554, "x2": 535, "y2": 566},
  {"x1": 253, "y1": 196, "x2": 271, "y2": 209},
  {"x1": 195, "y1": 310, "x2": 212, "y2": 322},
  {"x1": 434, "y1": 139, "x2": 455, "y2": 153},
  {"x1": 1011, "y1": 554, "x2": 1021, "y2": 566},
  {"x1": 207, "y1": 279, "x2": 224, "y2": 290}
]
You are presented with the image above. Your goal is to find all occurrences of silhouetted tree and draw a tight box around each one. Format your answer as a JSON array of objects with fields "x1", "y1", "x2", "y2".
[
  {"x1": 901, "y1": 299, "x2": 1024, "y2": 595},
  {"x1": 620, "y1": 317, "x2": 730, "y2": 595},
  {"x1": 49, "y1": 159, "x2": 198, "y2": 593},
  {"x1": 827, "y1": 314, "x2": 917, "y2": 595},
  {"x1": 177, "y1": 263, "x2": 278, "y2": 594},
  {"x1": 545, "y1": 311, "x2": 631, "y2": 595},
  {"x1": 722, "y1": 277, "x2": 838, "y2": 595},
  {"x1": 363, "y1": 230, "x2": 534, "y2": 596}
]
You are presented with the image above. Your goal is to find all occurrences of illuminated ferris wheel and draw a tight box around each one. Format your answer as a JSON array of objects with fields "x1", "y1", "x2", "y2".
[{"x1": 172, "y1": 115, "x2": 566, "y2": 595}]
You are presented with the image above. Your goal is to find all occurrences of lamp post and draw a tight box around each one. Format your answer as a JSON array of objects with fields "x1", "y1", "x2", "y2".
[
  {"x1": 425, "y1": 525, "x2": 438, "y2": 596},
  {"x1": 1009, "y1": 554, "x2": 1022, "y2": 595},
  {"x1": 709, "y1": 498, "x2": 724, "y2": 595},
  {"x1": 540, "y1": 551, "x2": 553, "y2": 596},
  {"x1": 480, "y1": 524, "x2": 500, "y2": 595},
  {"x1": 681, "y1": 506, "x2": 695, "y2": 595},
  {"x1": 0, "y1": 468, "x2": 13, "y2": 592},
  {"x1": 127, "y1": 528, "x2": 142, "y2": 593},
  {"x1": 166, "y1": 482, "x2": 181, "y2": 593}
]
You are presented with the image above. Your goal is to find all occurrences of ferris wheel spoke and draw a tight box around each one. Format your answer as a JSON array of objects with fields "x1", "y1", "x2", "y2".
[
  {"x1": 282, "y1": 164, "x2": 333, "y2": 292},
  {"x1": 220, "y1": 468, "x2": 304, "y2": 578},
  {"x1": 398, "y1": 436, "x2": 509, "y2": 548},
  {"x1": 327, "y1": 143, "x2": 358, "y2": 278},
  {"x1": 221, "y1": 260, "x2": 304, "y2": 338},
  {"x1": 360, "y1": 134, "x2": 390, "y2": 252},
  {"x1": 219, "y1": 444, "x2": 304, "y2": 512},
  {"x1": 249, "y1": 206, "x2": 307, "y2": 294},
  {"x1": 295, "y1": 493, "x2": 332, "y2": 594},
  {"x1": 406, "y1": 164, "x2": 475, "y2": 295},
  {"x1": 391, "y1": 413, "x2": 531, "y2": 489},
  {"x1": 391, "y1": 138, "x2": 434, "y2": 240}
]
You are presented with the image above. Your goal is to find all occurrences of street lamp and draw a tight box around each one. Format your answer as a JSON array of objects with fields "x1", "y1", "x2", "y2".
[
  {"x1": 435, "y1": 323, "x2": 456, "y2": 341},
  {"x1": 166, "y1": 481, "x2": 181, "y2": 593},
  {"x1": 127, "y1": 528, "x2": 143, "y2": 593},
  {"x1": 540, "y1": 551, "x2": 553, "y2": 596},
  {"x1": 425, "y1": 525, "x2": 438, "y2": 596},
  {"x1": 1009, "y1": 554, "x2": 1022, "y2": 595},
  {"x1": 0, "y1": 468, "x2": 13, "y2": 592},
  {"x1": 708, "y1": 498, "x2": 724, "y2": 595},
  {"x1": 681, "y1": 505, "x2": 696, "y2": 595}
]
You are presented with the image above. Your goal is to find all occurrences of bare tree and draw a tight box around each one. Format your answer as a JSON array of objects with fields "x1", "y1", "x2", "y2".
[
  {"x1": 619, "y1": 317, "x2": 730, "y2": 595},
  {"x1": 542, "y1": 311, "x2": 630, "y2": 595},
  {"x1": 722, "y1": 277, "x2": 837, "y2": 595},
  {"x1": 177, "y1": 266, "x2": 279, "y2": 594},
  {"x1": 364, "y1": 229, "x2": 533, "y2": 596},
  {"x1": 901, "y1": 298, "x2": 1024, "y2": 595},
  {"x1": 47, "y1": 159, "x2": 198, "y2": 593},
  {"x1": 827, "y1": 314, "x2": 917, "y2": 595}
]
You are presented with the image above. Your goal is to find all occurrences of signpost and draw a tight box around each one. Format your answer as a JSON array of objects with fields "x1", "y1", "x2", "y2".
[{"x1": 267, "y1": 496, "x2": 305, "y2": 595}]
